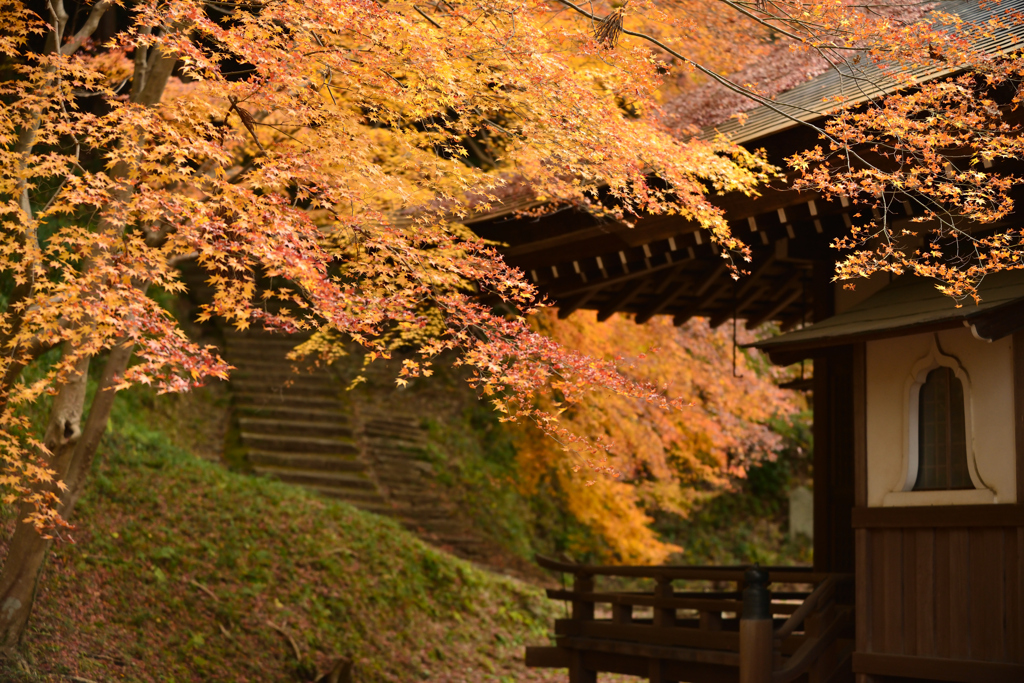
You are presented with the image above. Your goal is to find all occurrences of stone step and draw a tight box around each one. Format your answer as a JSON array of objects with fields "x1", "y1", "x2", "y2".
[
  {"x1": 239, "y1": 417, "x2": 354, "y2": 438},
  {"x1": 306, "y1": 483, "x2": 387, "y2": 502},
  {"x1": 226, "y1": 357, "x2": 317, "y2": 368},
  {"x1": 231, "y1": 369, "x2": 334, "y2": 384},
  {"x1": 224, "y1": 352, "x2": 304, "y2": 365},
  {"x1": 227, "y1": 342, "x2": 315, "y2": 355},
  {"x1": 235, "y1": 404, "x2": 349, "y2": 421},
  {"x1": 247, "y1": 450, "x2": 366, "y2": 472},
  {"x1": 233, "y1": 392, "x2": 341, "y2": 411},
  {"x1": 365, "y1": 437, "x2": 428, "y2": 450},
  {"x1": 364, "y1": 426, "x2": 427, "y2": 439},
  {"x1": 225, "y1": 351, "x2": 308, "y2": 363},
  {"x1": 418, "y1": 534, "x2": 488, "y2": 547},
  {"x1": 373, "y1": 470, "x2": 435, "y2": 485},
  {"x1": 364, "y1": 440, "x2": 428, "y2": 450},
  {"x1": 383, "y1": 487, "x2": 444, "y2": 502},
  {"x1": 364, "y1": 418, "x2": 423, "y2": 431},
  {"x1": 255, "y1": 466, "x2": 377, "y2": 490},
  {"x1": 373, "y1": 457, "x2": 434, "y2": 472},
  {"x1": 224, "y1": 332, "x2": 310, "y2": 341},
  {"x1": 393, "y1": 507, "x2": 456, "y2": 522},
  {"x1": 231, "y1": 380, "x2": 338, "y2": 398},
  {"x1": 344, "y1": 500, "x2": 399, "y2": 515},
  {"x1": 401, "y1": 519, "x2": 473, "y2": 536},
  {"x1": 241, "y1": 432, "x2": 359, "y2": 454},
  {"x1": 313, "y1": 487, "x2": 392, "y2": 510}
]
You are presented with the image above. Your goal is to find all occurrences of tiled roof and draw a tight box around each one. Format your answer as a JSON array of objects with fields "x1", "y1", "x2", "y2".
[{"x1": 703, "y1": 0, "x2": 1024, "y2": 143}]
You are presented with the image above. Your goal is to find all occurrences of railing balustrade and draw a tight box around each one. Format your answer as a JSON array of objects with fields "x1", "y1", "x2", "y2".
[{"x1": 526, "y1": 555, "x2": 853, "y2": 683}]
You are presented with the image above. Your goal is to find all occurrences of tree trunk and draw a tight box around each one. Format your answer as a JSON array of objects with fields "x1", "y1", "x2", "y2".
[
  {"x1": 0, "y1": 343, "x2": 133, "y2": 651},
  {"x1": 0, "y1": 7, "x2": 181, "y2": 653}
]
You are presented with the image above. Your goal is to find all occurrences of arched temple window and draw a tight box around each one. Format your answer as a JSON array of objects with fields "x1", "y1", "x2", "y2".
[{"x1": 914, "y1": 366, "x2": 973, "y2": 491}]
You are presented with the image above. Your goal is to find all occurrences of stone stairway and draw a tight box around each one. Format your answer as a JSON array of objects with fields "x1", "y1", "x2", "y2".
[
  {"x1": 359, "y1": 409, "x2": 489, "y2": 559},
  {"x1": 224, "y1": 332, "x2": 391, "y2": 514},
  {"x1": 221, "y1": 331, "x2": 492, "y2": 561}
]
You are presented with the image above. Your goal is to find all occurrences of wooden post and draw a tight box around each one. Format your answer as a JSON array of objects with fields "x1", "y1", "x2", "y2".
[
  {"x1": 700, "y1": 609, "x2": 723, "y2": 631},
  {"x1": 569, "y1": 650, "x2": 596, "y2": 683},
  {"x1": 648, "y1": 657, "x2": 665, "y2": 683},
  {"x1": 569, "y1": 572, "x2": 596, "y2": 683},
  {"x1": 740, "y1": 567, "x2": 774, "y2": 683},
  {"x1": 573, "y1": 572, "x2": 594, "y2": 621},
  {"x1": 612, "y1": 602, "x2": 633, "y2": 624},
  {"x1": 653, "y1": 576, "x2": 675, "y2": 627}
]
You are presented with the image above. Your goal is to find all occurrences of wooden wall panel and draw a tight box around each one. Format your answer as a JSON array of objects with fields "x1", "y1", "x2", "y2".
[
  {"x1": 933, "y1": 529, "x2": 951, "y2": 657},
  {"x1": 901, "y1": 530, "x2": 917, "y2": 655},
  {"x1": 1012, "y1": 529, "x2": 1023, "y2": 663},
  {"x1": 869, "y1": 530, "x2": 887, "y2": 652},
  {"x1": 856, "y1": 528, "x2": 869, "y2": 657},
  {"x1": 970, "y1": 529, "x2": 1004, "y2": 660},
  {"x1": 913, "y1": 529, "x2": 935, "y2": 658},
  {"x1": 947, "y1": 529, "x2": 971, "y2": 659},
  {"x1": 858, "y1": 523, "x2": 1024, "y2": 666},
  {"x1": 852, "y1": 322, "x2": 1024, "y2": 679},
  {"x1": 883, "y1": 530, "x2": 904, "y2": 654}
]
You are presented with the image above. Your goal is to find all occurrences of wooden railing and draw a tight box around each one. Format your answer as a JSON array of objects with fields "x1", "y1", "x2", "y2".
[{"x1": 526, "y1": 556, "x2": 853, "y2": 683}]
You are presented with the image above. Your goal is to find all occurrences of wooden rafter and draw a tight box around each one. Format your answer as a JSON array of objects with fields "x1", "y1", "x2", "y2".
[
  {"x1": 597, "y1": 278, "x2": 649, "y2": 321},
  {"x1": 549, "y1": 254, "x2": 683, "y2": 301},
  {"x1": 780, "y1": 306, "x2": 812, "y2": 331},
  {"x1": 556, "y1": 289, "x2": 600, "y2": 319},
  {"x1": 708, "y1": 284, "x2": 769, "y2": 329},
  {"x1": 635, "y1": 263, "x2": 727, "y2": 324},
  {"x1": 736, "y1": 254, "x2": 777, "y2": 298},
  {"x1": 673, "y1": 278, "x2": 733, "y2": 327},
  {"x1": 745, "y1": 272, "x2": 807, "y2": 329}
]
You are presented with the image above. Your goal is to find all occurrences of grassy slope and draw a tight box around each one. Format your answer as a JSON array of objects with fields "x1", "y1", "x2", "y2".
[{"x1": 4, "y1": 390, "x2": 563, "y2": 683}]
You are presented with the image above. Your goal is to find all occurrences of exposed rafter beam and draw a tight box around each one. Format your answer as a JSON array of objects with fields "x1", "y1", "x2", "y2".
[
  {"x1": 503, "y1": 223, "x2": 621, "y2": 258},
  {"x1": 597, "y1": 279, "x2": 650, "y2": 322},
  {"x1": 673, "y1": 278, "x2": 733, "y2": 327},
  {"x1": 736, "y1": 254, "x2": 777, "y2": 298},
  {"x1": 708, "y1": 284, "x2": 769, "y2": 329},
  {"x1": 548, "y1": 254, "x2": 685, "y2": 300},
  {"x1": 636, "y1": 262, "x2": 727, "y2": 325},
  {"x1": 745, "y1": 272, "x2": 807, "y2": 329},
  {"x1": 556, "y1": 289, "x2": 600, "y2": 319},
  {"x1": 652, "y1": 262, "x2": 690, "y2": 295}
]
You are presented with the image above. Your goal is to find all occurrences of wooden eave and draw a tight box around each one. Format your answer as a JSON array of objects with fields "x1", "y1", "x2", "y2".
[
  {"x1": 465, "y1": 0, "x2": 1024, "y2": 328},
  {"x1": 469, "y1": 169, "x2": 901, "y2": 328},
  {"x1": 751, "y1": 269, "x2": 1024, "y2": 365}
]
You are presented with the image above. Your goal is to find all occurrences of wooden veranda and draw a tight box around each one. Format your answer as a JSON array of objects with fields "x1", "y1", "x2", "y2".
[{"x1": 527, "y1": 556, "x2": 853, "y2": 683}]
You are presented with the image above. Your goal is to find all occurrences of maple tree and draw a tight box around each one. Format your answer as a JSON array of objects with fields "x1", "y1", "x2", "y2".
[
  {"x1": 516, "y1": 310, "x2": 800, "y2": 564},
  {"x1": 0, "y1": 0, "x2": 1017, "y2": 654}
]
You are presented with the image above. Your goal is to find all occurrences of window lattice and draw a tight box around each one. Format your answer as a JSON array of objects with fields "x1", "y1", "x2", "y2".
[{"x1": 914, "y1": 366, "x2": 972, "y2": 491}]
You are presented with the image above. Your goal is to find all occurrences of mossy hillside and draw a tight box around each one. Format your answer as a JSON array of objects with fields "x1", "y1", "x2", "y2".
[{"x1": 4, "y1": 389, "x2": 560, "y2": 683}]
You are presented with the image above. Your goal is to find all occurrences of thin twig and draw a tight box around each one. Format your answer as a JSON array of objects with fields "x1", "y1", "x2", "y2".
[
  {"x1": 266, "y1": 620, "x2": 302, "y2": 661},
  {"x1": 188, "y1": 577, "x2": 220, "y2": 602}
]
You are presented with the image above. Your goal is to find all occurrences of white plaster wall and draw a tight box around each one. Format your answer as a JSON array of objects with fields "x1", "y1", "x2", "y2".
[{"x1": 865, "y1": 327, "x2": 1017, "y2": 506}]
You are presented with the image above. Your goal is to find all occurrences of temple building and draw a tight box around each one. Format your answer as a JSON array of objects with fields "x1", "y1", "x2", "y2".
[{"x1": 470, "y1": 1, "x2": 1024, "y2": 680}]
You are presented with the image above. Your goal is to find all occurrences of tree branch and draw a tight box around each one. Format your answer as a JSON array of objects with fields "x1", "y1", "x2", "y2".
[
  {"x1": 61, "y1": 0, "x2": 115, "y2": 56},
  {"x1": 550, "y1": 0, "x2": 834, "y2": 136}
]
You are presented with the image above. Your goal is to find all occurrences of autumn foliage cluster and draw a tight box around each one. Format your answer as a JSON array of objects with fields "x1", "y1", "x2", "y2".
[
  {"x1": 0, "y1": 0, "x2": 1022, "y2": 652},
  {"x1": 515, "y1": 310, "x2": 800, "y2": 564},
  {"x1": 0, "y1": 0, "x2": 782, "y2": 531}
]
